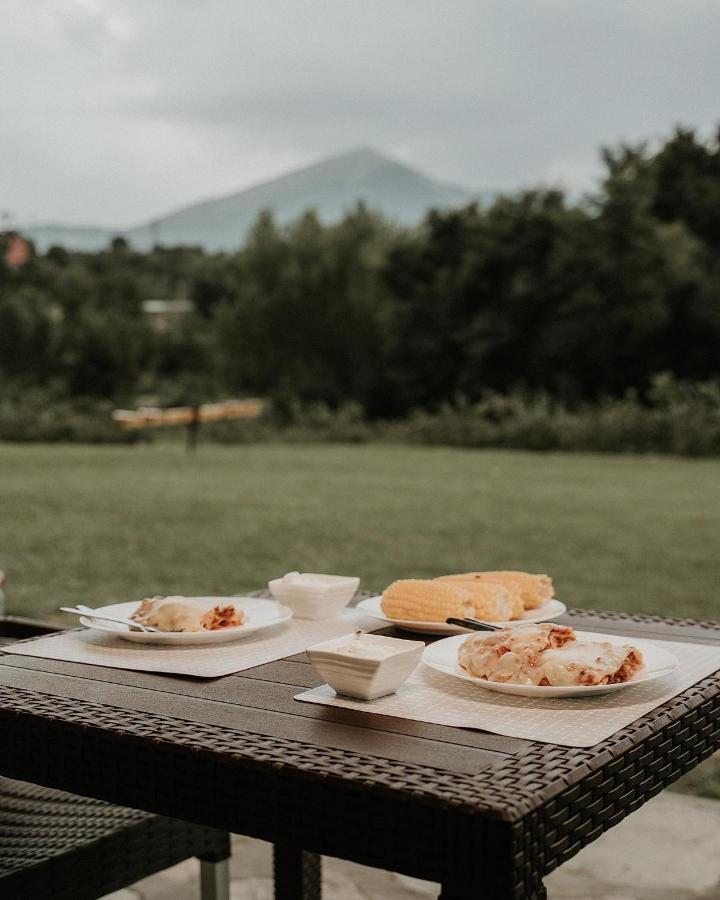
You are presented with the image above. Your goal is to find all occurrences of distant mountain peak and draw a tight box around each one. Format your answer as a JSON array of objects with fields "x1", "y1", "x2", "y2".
[
  {"x1": 297, "y1": 145, "x2": 427, "y2": 179},
  {"x1": 331, "y1": 145, "x2": 387, "y2": 163},
  {"x1": 22, "y1": 148, "x2": 489, "y2": 253}
]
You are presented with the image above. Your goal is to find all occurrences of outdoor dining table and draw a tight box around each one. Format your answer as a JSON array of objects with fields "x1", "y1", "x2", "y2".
[{"x1": 0, "y1": 597, "x2": 718, "y2": 899}]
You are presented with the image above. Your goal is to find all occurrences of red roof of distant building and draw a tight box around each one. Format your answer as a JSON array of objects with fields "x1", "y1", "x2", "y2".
[{"x1": 4, "y1": 234, "x2": 31, "y2": 268}]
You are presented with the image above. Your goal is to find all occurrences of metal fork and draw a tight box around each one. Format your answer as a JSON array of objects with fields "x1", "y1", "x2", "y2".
[
  {"x1": 60, "y1": 606, "x2": 160, "y2": 633},
  {"x1": 445, "y1": 617, "x2": 504, "y2": 632}
]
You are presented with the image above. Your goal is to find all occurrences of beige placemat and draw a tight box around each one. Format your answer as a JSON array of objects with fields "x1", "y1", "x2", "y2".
[
  {"x1": 4, "y1": 608, "x2": 375, "y2": 678},
  {"x1": 296, "y1": 638, "x2": 720, "y2": 747}
]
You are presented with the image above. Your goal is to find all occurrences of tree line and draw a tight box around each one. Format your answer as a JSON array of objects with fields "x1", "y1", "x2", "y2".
[{"x1": 2, "y1": 127, "x2": 720, "y2": 420}]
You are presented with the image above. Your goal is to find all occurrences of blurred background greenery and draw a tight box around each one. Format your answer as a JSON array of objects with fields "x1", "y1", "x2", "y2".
[{"x1": 1, "y1": 128, "x2": 720, "y2": 455}]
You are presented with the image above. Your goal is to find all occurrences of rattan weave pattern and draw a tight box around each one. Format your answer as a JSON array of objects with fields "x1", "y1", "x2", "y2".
[
  {"x1": 2, "y1": 647, "x2": 710, "y2": 818},
  {"x1": 0, "y1": 777, "x2": 229, "y2": 900},
  {"x1": 564, "y1": 606, "x2": 720, "y2": 631},
  {"x1": 0, "y1": 683, "x2": 489, "y2": 810},
  {"x1": 510, "y1": 685, "x2": 720, "y2": 895},
  {"x1": 0, "y1": 619, "x2": 230, "y2": 900},
  {"x1": 1, "y1": 667, "x2": 718, "y2": 897}
]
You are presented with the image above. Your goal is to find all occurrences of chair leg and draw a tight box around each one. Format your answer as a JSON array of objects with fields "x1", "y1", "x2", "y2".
[
  {"x1": 273, "y1": 842, "x2": 322, "y2": 899},
  {"x1": 200, "y1": 857, "x2": 230, "y2": 900}
]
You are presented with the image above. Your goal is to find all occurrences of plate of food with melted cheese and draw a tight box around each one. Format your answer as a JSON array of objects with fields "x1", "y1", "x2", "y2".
[
  {"x1": 422, "y1": 623, "x2": 678, "y2": 697},
  {"x1": 79, "y1": 596, "x2": 292, "y2": 645},
  {"x1": 357, "y1": 571, "x2": 566, "y2": 635}
]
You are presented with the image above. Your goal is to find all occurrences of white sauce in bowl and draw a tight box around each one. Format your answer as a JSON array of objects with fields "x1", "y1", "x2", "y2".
[{"x1": 331, "y1": 632, "x2": 407, "y2": 659}]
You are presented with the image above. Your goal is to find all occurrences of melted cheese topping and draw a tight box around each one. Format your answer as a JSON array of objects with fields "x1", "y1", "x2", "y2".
[
  {"x1": 458, "y1": 623, "x2": 643, "y2": 686},
  {"x1": 131, "y1": 596, "x2": 245, "y2": 632}
]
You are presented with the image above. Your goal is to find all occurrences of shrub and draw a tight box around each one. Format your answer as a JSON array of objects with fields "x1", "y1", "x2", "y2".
[
  {"x1": 204, "y1": 401, "x2": 374, "y2": 444},
  {"x1": 2, "y1": 377, "x2": 718, "y2": 456},
  {"x1": 0, "y1": 389, "x2": 137, "y2": 444},
  {"x1": 383, "y1": 378, "x2": 720, "y2": 456}
]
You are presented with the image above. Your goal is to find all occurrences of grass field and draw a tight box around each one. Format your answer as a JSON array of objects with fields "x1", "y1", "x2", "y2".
[
  {"x1": 1, "y1": 442, "x2": 719, "y2": 795},
  {"x1": 3, "y1": 442, "x2": 719, "y2": 620}
]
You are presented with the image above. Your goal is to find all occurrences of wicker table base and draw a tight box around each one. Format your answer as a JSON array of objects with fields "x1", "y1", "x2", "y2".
[{"x1": 274, "y1": 845, "x2": 321, "y2": 900}]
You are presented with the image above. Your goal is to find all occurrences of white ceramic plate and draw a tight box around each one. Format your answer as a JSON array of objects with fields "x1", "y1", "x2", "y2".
[
  {"x1": 421, "y1": 631, "x2": 679, "y2": 697},
  {"x1": 356, "y1": 595, "x2": 568, "y2": 636},
  {"x1": 78, "y1": 597, "x2": 293, "y2": 645}
]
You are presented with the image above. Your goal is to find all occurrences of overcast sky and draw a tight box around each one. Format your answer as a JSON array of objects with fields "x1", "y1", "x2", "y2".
[{"x1": 2, "y1": 0, "x2": 719, "y2": 227}]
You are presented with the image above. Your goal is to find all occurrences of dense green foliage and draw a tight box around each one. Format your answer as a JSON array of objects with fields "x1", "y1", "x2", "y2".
[
  {"x1": 2, "y1": 127, "x2": 720, "y2": 444},
  {"x1": 2, "y1": 374, "x2": 719, "y2": 455}
]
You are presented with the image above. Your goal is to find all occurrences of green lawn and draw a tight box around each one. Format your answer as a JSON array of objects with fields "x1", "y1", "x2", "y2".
[
  {"x1": 1, "y1": 442, "x2": 719, "y2": 795},
  {"x1": 3, "y1": 442, "x2": 719, "y2": 621}
]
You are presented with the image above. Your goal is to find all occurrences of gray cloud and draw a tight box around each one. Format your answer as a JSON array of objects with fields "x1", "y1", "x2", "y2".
[{"x1": 2, "y1": 0, "x2": 719, "y2": 226}]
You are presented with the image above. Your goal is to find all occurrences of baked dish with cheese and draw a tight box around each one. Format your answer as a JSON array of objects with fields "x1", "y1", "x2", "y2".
[
  {"x1": 458, "y1": 623, "x2": 644, "y2": 686},
  {"x1": 130, "y1": 596, "x2": 245, "y2": 632}
]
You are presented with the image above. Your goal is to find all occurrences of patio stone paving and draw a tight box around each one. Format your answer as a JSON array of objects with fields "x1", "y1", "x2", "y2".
[{"x1": 104, "y1": 792, "x2": 720, "y2": 900}]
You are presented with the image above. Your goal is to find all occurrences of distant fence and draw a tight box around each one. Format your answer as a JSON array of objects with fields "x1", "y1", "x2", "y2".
[
  {"x1": 112, "y1": 399, "x2": 264, "y2": 449},
  {"x1": 112, "y1": 398, "x2": 264, "y2": 431}
]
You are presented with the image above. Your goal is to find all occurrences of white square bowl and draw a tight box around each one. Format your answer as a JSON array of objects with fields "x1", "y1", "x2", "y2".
[
  {"x1": 306, "y1": 633, "x2": 424, "y2": 700},
  {"x1": 268, "y1": 573, "x2": 359, "y2": 619}
]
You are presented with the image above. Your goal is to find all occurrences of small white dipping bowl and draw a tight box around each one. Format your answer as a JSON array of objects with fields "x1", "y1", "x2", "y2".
[
  {"x1": 306, "y1": 632, "x2": 424, "y2": 700},
  {"x1": 268, "y1": 572, "x2": 359, "y2": 619}
]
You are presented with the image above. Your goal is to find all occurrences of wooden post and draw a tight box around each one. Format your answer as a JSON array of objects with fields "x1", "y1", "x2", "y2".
[{"x1": 186, "y1": 405, "x2": 201, "y2": 453}]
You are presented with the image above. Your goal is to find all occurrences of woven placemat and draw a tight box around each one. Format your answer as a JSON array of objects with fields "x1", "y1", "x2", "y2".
[
  {"x1": 296, "y1": 636, "x2": 720, "y2": 747},
  {"x1": 3, "y1": 606, "x2": 375, "y2": 678}
]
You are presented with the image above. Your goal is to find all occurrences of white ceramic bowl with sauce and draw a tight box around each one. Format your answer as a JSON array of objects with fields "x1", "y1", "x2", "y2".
[
  {"x1": 306, "y1": 632, "x2": 424, "y2": 700},
  {"x1": 268, "y1": 572, "x2": 359, "y2": 619}
]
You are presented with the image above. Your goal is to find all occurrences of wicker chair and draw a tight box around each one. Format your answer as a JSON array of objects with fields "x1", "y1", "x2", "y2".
[
  {"x1": 0, "y1": 777, "x2": 231, "y2": 900},
  {"x1": 0, "y1": 603, "x2": 231, "y2": 900}
]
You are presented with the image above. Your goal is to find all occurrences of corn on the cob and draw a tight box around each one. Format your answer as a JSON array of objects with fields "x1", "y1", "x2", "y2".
[
  {"x1": 437, "y1": 571, "x2": 553, "y2": 610},
  {"x1": 381, "y1": 579, "x2": 514, "y2": 623},
  {"x1": 436, "y1": 575, "x2": 525, "y2": 619}
]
